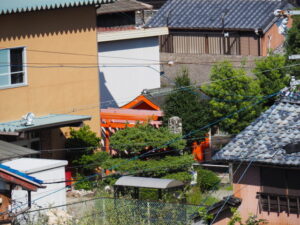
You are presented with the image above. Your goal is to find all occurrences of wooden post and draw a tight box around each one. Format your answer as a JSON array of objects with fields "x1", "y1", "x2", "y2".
[
  {"x1": 102, "y1": 198, "x2": 106, "y2": 224},
  {"x1": 229, "y1": 163, "x2": 233, "y2": 184},
  {"x1": 147, "y1": 202, "x2": 151, "y2": 225},
  {"x1": 105, "y1": 129, "x2": 110, "y2": 153},
  {"x1": 158, "y1": 189, "x2": 162, "y2": 199}
]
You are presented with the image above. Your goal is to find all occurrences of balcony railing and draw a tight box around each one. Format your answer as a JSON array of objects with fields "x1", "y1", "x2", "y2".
[{"x1": 257, "y1": 192, "x2": 300, "y2": 216}]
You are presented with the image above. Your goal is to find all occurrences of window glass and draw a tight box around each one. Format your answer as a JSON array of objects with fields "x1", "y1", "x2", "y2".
[
  {"x1": 10, "y1": 48, "x2": 23, "y2": 72},
  {"x1": 0, "y1": 47, "x2": 25, "y2": 88},
  {"x1": 0, "y1": 49, "x2": 9, "y2": 75},
  {"x1": 0, "y1": 75, "x2": 9, "y2": 86},
  {"x1": 11, "y1": 73, "x2": 23, "y2": 84}
]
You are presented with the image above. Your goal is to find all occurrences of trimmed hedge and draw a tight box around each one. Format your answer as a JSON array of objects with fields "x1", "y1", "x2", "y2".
[{"x1": 196, "y1": 168, "x2": 221, "y2": 192}]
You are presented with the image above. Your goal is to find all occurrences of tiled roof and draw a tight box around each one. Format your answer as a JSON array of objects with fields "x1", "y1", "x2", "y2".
[
  {"x1": 0, "y1": 0, "x2": 114, "y2": 15},
  {"x1": 97, "y1": 0, "x2": 152, "y2": 15},
  {"x1": 146, "y1": 0, "x2": 290, "y2": 32},
  {"x1": 142, "y1": 86, "x2": 210, "y2": 107},
  {"x1": 0, "y1": 164, "x2": 43, "y2": 185},
  {"x1": 0, "y1": 114, "x2": 91, "y2": 133},
  {"x1": 0, "y1": 141, "x2": 38, "y2": 161},
  {"x1": 213, "y1": 92, "x2": 300, "y2": 167}
]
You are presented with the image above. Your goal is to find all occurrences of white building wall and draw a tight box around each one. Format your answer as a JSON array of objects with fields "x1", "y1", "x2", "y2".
[
  {"x1": 11, "y1": 166, "x2": 66, "y2": 209},
  {"x1": 3, "y1": 158, "x2": 67, "y2": 222},
  {"x1": 99, "y1": 37, "x2": 161, "y2": 108}
]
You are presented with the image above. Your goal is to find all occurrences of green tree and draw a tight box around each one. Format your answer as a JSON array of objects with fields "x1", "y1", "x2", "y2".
[
  {"x1": 65, "y1": 125, "x2": 101, "y2": 169},
  {"x1": 286, "y1": 15, "x2": 300, "y2": 57},
  {"x1": 163, "y1": 67, "x2": 211, "y2": 143},
  {"x1": 102, "y1": 154, "x2": 194, "y2": 178},
  {"x1": 109, "y1": 124, "x2": 186, "y2": 155},
  {"x1": 253, "y1": 54, "x2": 289, "y2": 107},
  {"x1": 285, "y1": 15, "x2": 300, "y2": 78},
  {"x1": 202, "y1": 61, "x2": 262, "y2": 134}
]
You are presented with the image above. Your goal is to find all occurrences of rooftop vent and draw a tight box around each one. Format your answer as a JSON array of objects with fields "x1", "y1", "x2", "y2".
[
  {"x1": 283, "y1": 142, "x2": 300, "y2": 154},
  {"x1": 22, "y1": 113, "x2": 35, "y2": 126}
]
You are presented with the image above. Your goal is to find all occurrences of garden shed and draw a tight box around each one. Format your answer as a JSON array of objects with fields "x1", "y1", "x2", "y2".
[{"x1": 114, "y1": 176, "x2": 185, "y2": 201}]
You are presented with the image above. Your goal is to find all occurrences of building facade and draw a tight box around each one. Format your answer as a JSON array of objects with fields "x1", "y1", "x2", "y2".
[
  {"x1": 0, "y1": 1, "x2": 113, "y2": 157},
  {"x1": 213, "y1": 90, "x2": 300, "y2": 225}
]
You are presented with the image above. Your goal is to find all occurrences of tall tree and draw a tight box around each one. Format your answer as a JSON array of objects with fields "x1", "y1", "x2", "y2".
[
  {"x1": 163, "y1": 67, "x2": 211, "y2": 144},
  {"x1": 253, "y1": 54, "x2": 289, "y2": 107},
  {"x1": 202, "y1": 61, "x2": 262, "y2": 134},
  {"x1": 286, "y1": 15, "x2": 300, "y2": 56},
  {"x1": 285, "y1": 15, "x2": 300, "y2": 78}
]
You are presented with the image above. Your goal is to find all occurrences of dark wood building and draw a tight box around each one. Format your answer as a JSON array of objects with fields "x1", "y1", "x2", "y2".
[{"x1": 146, "y1": 0, "x2": 293, "y2": 56}]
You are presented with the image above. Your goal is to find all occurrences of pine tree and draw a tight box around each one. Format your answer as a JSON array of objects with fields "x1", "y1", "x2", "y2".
[{"x1": 163, "y1": 67, "x2": 211, "y2": 144}]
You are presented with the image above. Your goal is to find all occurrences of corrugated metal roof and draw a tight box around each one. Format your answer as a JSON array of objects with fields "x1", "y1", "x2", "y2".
[
  {"x1": 0, "y1": 141, "x2": 38, "y2": 161},
  {"x1": 213, "y1": 92, "x2": 300, "y2": 167},
  {"x1": 146, "y1": 0, "x2": 290, "y2": 32},
  {"x1": 3, "y1": 158, "x2": 68, "y2": 174},
  {"x1": 97, "y1": 0, "x2": 152, "y2": 15},
  {"x1": 115, "y1": 176, "x2": 184, "y2": 189},
  {"x1": 0, "y1": 114, "x2": 91, "y2": 133},
  {"x1": 0, "y1": 164, "x2": 43, "y2": 185},
  {"x1": 0, "y1": 0, "x2": 114, "y2": 15}
]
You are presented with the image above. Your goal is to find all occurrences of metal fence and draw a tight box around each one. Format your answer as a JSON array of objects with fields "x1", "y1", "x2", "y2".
[
  {"x1": 16, "y1": 197, "x2": 199, "y2": 225},
  {"x1": 83, "y1": 198, "x2": 199, "y2": 225}
]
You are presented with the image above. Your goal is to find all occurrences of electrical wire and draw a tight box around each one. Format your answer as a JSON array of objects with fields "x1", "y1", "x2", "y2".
[
  {"x1": 4, "y1": 61, "x2": 288, "y2": 114},
  {"x1": 2, "y1": 90, "x2": 278, "y2": 217}
]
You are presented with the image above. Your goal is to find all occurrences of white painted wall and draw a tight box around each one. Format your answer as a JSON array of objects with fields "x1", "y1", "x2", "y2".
[
  {"x1": 3, "y1": 158, "x2": 67, "y2": 221},
  {"x1": 99, "y1": 37, "x2": 161, "y2": 108}
]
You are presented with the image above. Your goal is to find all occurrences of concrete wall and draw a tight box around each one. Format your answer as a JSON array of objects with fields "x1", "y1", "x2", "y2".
[
  {"x1": 160, "y1": 53, "x2": 261, "y2": 86},
  {"x1": 0, "y1": 6, "x2": 101, "y2": 135},
  {"x1": 98, "y1": 37, "x2": 161, "y2": 108}
]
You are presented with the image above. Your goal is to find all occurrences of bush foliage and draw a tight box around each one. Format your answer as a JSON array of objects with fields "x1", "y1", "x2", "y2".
[
  {"x1": 162, "y1": 171, "x2": 192, "y2": 183},
  {"x1": 65, "y1": 125, "x2": 101, "y2": 169},
  {"x1": 110, "y1": 124, "x2": 186, "y2": 154},
  {"x1": 102, "y1": 154, "x2": 194, "y2": 178},
  {"x1": 196, "y1": 168, "x2": 221, "y2": 192}
]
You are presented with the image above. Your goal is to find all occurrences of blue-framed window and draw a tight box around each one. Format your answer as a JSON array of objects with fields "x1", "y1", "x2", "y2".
[{"x1": 0, "y1": 47, "x2": 26, "y2": 88}]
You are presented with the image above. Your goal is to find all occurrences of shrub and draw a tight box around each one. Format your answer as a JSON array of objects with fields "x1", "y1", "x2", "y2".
[
  {"x1": 162, "y1": 171, "x2": 192, "y2": 183},
  {"x1": 65, "y1": 125, "x2": 101, "y2": 169},
  {"x1": 196, "y1": 168, "x2": 221, "y2": 192}
]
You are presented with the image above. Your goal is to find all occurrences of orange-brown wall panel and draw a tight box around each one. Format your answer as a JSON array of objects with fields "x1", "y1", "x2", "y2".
[
  {"x1": 0, "y1": 6, "x2": 100, "y2": 135},
  {"x1": 261, "y1": 17, "x2": 293, "y2": 56}
]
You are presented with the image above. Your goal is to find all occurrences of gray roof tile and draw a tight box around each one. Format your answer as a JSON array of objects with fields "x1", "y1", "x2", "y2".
[
  {"x1": 213, "y1": 93, "x2": 300, "y2": 167},
  {"x1": 146, "y1": 0, "x2": 291, "y2": 32}
]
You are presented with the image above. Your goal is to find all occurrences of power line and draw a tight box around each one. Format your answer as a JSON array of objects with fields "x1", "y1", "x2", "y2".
[
  {"x1": 6, "y1": 91, "x2": 279, "y2": 215},
  {"x1": 10, "y1": 62, "x2": 289, "y2": 114}
]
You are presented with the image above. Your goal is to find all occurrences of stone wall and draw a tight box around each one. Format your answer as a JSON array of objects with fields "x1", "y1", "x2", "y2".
[{"x1": 160, "y1": 53, "x2": 263, "y2": 86}]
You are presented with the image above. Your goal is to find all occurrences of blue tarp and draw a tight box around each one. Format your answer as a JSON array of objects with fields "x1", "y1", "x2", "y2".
[{"x1": 0, "y1": 164, "x2": 43, "y2": 184}]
